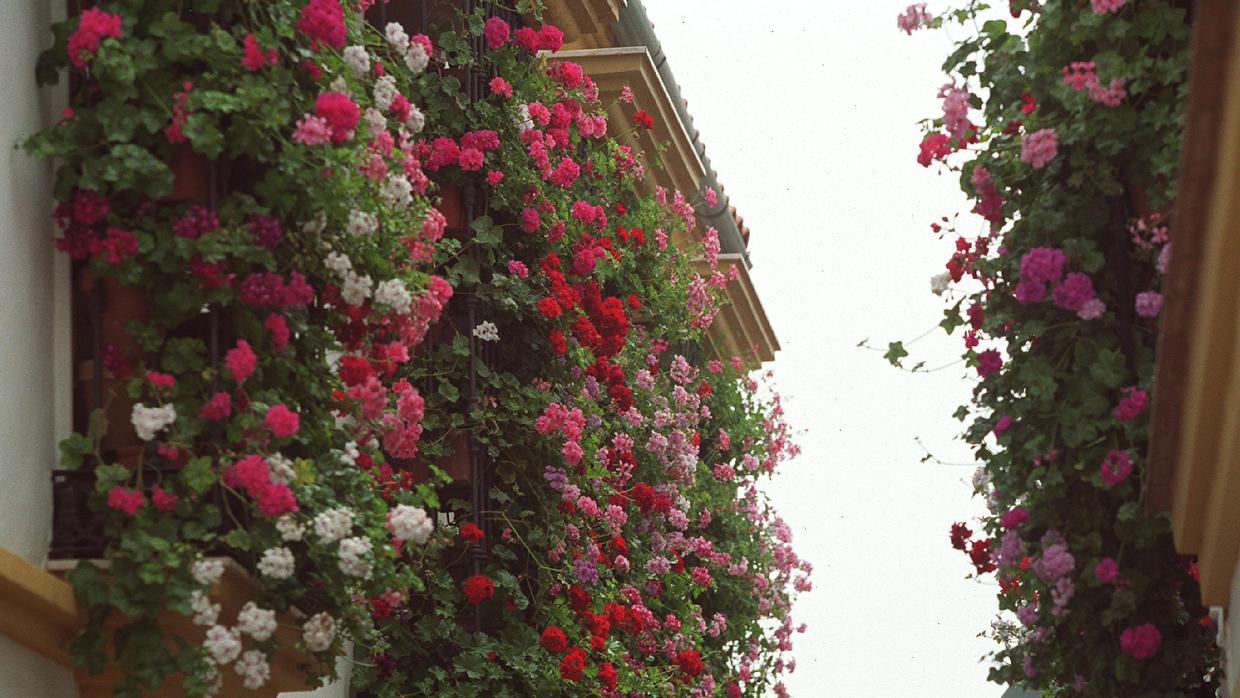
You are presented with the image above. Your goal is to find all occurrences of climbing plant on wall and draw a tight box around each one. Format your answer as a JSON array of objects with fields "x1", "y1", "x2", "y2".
[{"x1": 896, "y1": 0, "x2": 1219, "y2": 694}]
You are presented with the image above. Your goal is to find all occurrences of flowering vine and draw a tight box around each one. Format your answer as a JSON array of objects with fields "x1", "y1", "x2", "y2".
[
  {"x1": 27, "y1": 1, "x2": 807, "y2": 696},
  {"x1": 894, "y1": 0, "x2": 1219, "y2": 693}
]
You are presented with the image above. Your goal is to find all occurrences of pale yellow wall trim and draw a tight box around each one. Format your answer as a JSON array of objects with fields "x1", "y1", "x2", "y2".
[
  {"x1": 1169, "y1": 5, "x2": 1240, "y2": 606},
  {"x1": 0, "y1": 547, "x2": 81, "y2": 667}
]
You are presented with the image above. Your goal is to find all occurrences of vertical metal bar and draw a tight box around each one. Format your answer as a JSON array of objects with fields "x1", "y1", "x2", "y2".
[
  {"x1": 462, "y1": 4, "x2": 490, "y2": 630},
  {"x1": 91, "y1": 281, "x2": 103, "y2": 411},
  {"x1": 464, "y1": 181, "x2": 485, "y2": 634},
  {"x1": 208, "y1": 161, "x2": 220, "y2": 382}
]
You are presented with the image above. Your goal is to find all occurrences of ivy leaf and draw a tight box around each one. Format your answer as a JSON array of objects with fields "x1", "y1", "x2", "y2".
[
  {"x1": 940, "y1": 300, "x2": 965, "y2": 334},
  {"x1": 66, "y1": 561, "x2": 108, "y2": 608},
  {"x1": 1058, "y1": 407, "x2": 1097, "y2": 447},
  {"x1": 883, "y1": 341, "x2": 908, "y2": 367}
]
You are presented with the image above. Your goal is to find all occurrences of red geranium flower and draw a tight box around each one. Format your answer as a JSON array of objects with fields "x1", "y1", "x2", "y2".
[
  {"x1": 540, "y1": 625, "x2": 568, "y2": 654},
  {"x1": 633, "y1": 111, "x2": 654, "y2": 129},
  {"x1": 559, "y1": 647, "x2": 587, "y2": 681},
  {"x1": 462, "y1": 575, "x2": 494, "y2": 605},
  {"x1": 949, "y1": 521, "x2": 972, "y2": 551},
  {"x1": 674, "y1": 649, "x2": 704, "y2": 678},
  {"x1": 460, "y1": 522, "x2": 484, "y2": 543},
  {"x1": 597, "y1": 662, "x2": 617, "y2": 689}
]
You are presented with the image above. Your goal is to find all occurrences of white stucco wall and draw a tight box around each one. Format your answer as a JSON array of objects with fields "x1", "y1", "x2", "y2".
[
  {"x1": 279, "y1": 649, "x2": 352, "y2": 698},
  {"x1": 0, "y1": 0, "x2": 78, "y2": 695},
  {"x1": 1224, "y1": 561, "x2": 1240, "y2": 698}
]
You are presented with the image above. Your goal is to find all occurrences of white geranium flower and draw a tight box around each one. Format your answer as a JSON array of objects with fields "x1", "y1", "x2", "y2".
[
  {"x1": 237, "y1": 602, "x2": 277, "y2": 642},
  {"x1": 375, "y1": 279, "x2": 413, "y2": 314},
  {"x1": 313, "y1": 508, "x2": 354, "y2": 544},
  {"x1": 302, "y1": 612, "x2": 336, "y2": 652},
  {"x1": 191, "y1": 558, "x2": 225, "y2": 586},
  {"x1": 343, "y1": 45, "x2": 370, "y2": 78},
  {"x1": 387, "y1": 504, "x2": 433, "y2": 544},
  {"x1": 347, "y1": 210, "x2": 379, "y2": 237},
  {"x1": 472, "y1": 321, "x2": 499, "y2": 342},
  {"x1": 385, "y1": 23, "x2": 409, "y2": 52},
  {"x1": 257, "y1": 547, "x2": 295, "y2": 580},
  {"x1": 131, "y1": 403, "x2": 176, "y2": 441}
]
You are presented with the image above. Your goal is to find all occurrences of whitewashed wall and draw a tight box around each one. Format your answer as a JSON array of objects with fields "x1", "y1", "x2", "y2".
[
  {"x1": 280, "y1": 650, "x2": 352, "y2": 698},
  {"x1": 0, "y1": 0, "x2": 77, "y2": 694},
  {"x1": 1223, "y1": 563, "x2": 1240, "y2": 698}
]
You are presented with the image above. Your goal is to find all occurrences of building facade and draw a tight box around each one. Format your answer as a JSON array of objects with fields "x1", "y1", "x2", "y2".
[{"x1": 0, "y1": 1, "x2": 777, "y2": 695}]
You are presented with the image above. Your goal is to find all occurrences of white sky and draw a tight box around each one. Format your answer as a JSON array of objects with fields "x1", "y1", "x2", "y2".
[{"x1": 640, "y1": 2, "x2": 1001, "y2": 695}]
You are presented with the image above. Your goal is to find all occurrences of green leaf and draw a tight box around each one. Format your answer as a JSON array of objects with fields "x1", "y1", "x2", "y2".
[
  {"x1": 223, "y1": 528, "x2": 251, "y2": 551},
  {"x1": 66, "y1": 561, "x2": 108, "y2": 608},
  {"x1": 940, "y1": 300, "x2": 965, "y2": 334},
  {"x1": 59, "y1": 432, "x2": 94, "y2": 470},
  {"x1": 162, "y1": 338, "x2": 206, "y2": 374},
  {"x1": 883, "y1": 341, "x2": 908, "y2": 367},
  {"x1": 95, "y1": 100, "x2": 141, "y2": 142},
  {"x1": 89, "y1": 144, "x2": 172, "y2": 199},
  {"x1": 455, "y1": 651, "x2": 488, "y2": 679},
  {"x1": 438, "y1": 381, "x2": 460, "y2": 403},
  {"x1": 180, "y1": 457, "x2": 215, "y2": 494},
  {"x1": 95, "y1": 463, "x2": 131, "y2": 492},
  {"x1": 1089, "y1": 348, "x2": 1127, "y2": 389},
  {"x1": 471, "y1": 216, "x2": 502, "y2": 246},
  {"x1": 87, "y1": 408, "x2": 109, "y2": 444},
  {"x1": 182, "y1": 115, "x2": 223, "y2": 159}
]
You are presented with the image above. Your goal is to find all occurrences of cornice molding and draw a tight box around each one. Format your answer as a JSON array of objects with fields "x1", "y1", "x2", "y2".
[
  {"x1": 695, "y1": 254, "x2": 780, "y2": 367},
  {"x1": 554, "y1": 47, "x2": 706, "y2": 203},
  {"x1": 540, "y1": 0, "x2": 626, "y2": 49}
]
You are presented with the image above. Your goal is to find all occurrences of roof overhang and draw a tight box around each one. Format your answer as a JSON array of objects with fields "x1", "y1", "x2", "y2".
[
  {"x1": 538, "y1": 0, "x2": 625, "y2": 50},
  {"x1": 554, "y1": 47, "x2": 707, "y2": 207},
  {"x1": 694, "y1": 254, "x2": 780, "y2": 368}
]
